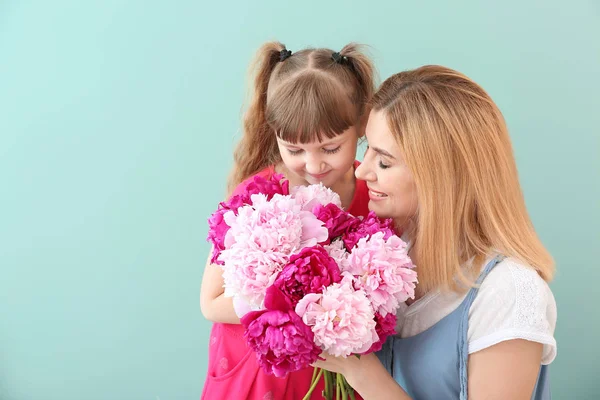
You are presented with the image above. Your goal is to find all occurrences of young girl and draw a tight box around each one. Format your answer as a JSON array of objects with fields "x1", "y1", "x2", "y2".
[
  {"x1": 313, "y1": 65, "x2": 557, "y2": 399},
  {"x1": 200, "y1": 41, "x2": 376, "y2": 399}
]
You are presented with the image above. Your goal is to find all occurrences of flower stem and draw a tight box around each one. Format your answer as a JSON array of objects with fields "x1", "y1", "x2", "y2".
[
  {"x1": 328, "y1": 370, "x2": 334, "y2": 397},
  {"x1": 341, "y1": 373, "x2": 348, "y2": 400},
  {"x1": 344, "y1": 376, "x2": 356, "y2": 400},
  {"x1": 324, "y1": 370, "x2": 331, "y2": 400},
  {"x1": 303, "y1": 368, "x2": 323, "y2": 400},
  {"x1": 336, "y1": 373, "x2": 341, "y2": 400}
]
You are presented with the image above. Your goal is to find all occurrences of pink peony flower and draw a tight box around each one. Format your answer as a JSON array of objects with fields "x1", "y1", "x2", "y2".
[
  {"x1": 241, "y1": 286, "x2": 321, "y2": 377},
  {"x1": 342, "y1": 232, "x2": 417, "y2": 316},
  {"x1": 342, "y1": 211, "x2": 395, "y2": 252},
  {"x1": 313, "y1": 203, "x2": 360, "y2": 241},
  {"x1": 245, "y1": 173, "x2": 289, "y2": 199},
  {"x1": 291, "y1": 184, "x2": 342, "y2": 211},
  {"x1": 206, "y1": 194, "x2": 251, "y2": 264},
  {"x1": 363, "y1": 312, "x2": 397, "y2": 354},
  {"x1": 323, "y1": 240, "x2": 350, "y2": 272},
  {"x1": 295, "y1": 282, "x2": 378, "y2": 357},
  {"x1": 207, "y1": 174, "x2": 289, "y2": 265},
  {"x1": 218, "y1": 193, "x2": 328, "y2": 308},
  {"x1": 273, "y1": 246, "x2": 342, "y2": 305}
]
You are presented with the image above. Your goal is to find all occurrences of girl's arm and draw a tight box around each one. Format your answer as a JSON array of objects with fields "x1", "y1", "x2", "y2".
[{"x1": 199, "y1": 253, "x2": 240, "y2": 324}]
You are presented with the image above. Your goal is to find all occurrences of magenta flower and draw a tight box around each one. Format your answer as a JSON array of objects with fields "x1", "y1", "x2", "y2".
[
  {"x1": 363, "y1": 312, "x2": 397, "y2": 354},
  {"x1": 206, "y1": 194, "x2": 251, "y2": 264},
  {"x1": 245, "y1": 173, "x2": 289, "y2": 199},
  {"x1": 313, "y1": 203, "x2": 360, "y2": 240},
  {"x1": 342, "y1": 211, "x2": 395, "y2": 252},
  {"x1": 241, "y1": 286, "x2": 321, "y2": 377},
  {"x1": 273, "y1": 246, "x2": 342, "y2": 306}
]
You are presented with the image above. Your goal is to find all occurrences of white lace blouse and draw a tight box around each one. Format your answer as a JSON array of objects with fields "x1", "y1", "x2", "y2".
[{"x1": 395, "y1": 256, "x2": 557, "y2": 364}]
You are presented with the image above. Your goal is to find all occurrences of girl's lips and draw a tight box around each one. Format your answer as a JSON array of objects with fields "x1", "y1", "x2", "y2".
[{"x1": 308, "y1": 171, "x2": 330, "y2": 180}]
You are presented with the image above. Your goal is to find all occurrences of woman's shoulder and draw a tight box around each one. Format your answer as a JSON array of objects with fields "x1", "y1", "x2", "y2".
[
  {"x1": 478, "y1": 257, "x2": 555, "y2": 307},
  {"x1": 468, "y1": 257, "x2": 557, "y2": 364}
]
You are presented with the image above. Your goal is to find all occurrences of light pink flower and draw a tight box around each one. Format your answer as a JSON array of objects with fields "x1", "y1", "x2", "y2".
[
  {"x1": 295, "y1": 282, "x2": 378, "y2": 357},
  {"x1": 207, "y1": 174, "x2": 289, "y2": 264},
  {"x1": 323, "y1": 240, "x2": 350, "y2": 272},
  {"x1": 342, "y1": 232, "x2": 417, "y2": 316},
  {"x1": 218, "y1": 193, "x2": 328, "y2": 308},
  {"x1": 291, "y1": 184, "x2": 342, "y2": 212}
]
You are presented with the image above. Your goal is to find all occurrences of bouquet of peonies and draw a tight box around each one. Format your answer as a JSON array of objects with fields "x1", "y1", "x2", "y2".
[{"x1": 207, "y1": 174, "x2": 417, "y2": 400}]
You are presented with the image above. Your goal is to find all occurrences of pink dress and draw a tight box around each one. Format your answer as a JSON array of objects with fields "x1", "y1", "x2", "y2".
[{"x1": 202, "y1": 162, "x2": 369, "y2": 400}]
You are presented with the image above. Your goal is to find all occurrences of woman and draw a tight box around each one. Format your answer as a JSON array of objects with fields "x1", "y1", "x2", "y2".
[{"x1": 314, "y1": 65, "x2": 557, "y2": 400}]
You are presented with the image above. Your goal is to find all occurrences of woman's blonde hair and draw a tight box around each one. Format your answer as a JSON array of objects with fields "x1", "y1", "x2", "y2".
[
  {"x1": 228, "y1": 41, "x2": 375, "y2": 194},
  {"x1": 371, "y1": 65, "x2": 554, "y2": 292}
]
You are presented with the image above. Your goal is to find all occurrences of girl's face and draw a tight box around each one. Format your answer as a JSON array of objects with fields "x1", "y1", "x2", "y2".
[
  {"x1": 355, "y1": 110, "x2": 418, "y2": 225},
  {"x1": 276, "y1": 126, "x2": 359, "y2": 188}
]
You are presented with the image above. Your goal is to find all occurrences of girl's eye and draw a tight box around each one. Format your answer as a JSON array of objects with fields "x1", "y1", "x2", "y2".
[
  {"x1": 323, "y1": 146, "x2": 341, "y2": 155},
  {"x1": 287, "y1": 149, "x2": 303, "y2": 156}
]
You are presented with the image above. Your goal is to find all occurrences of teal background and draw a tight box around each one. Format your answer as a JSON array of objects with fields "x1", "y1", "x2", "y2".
[{"x1": 1, "y1": 1, "x2": 598, "y2": 399}]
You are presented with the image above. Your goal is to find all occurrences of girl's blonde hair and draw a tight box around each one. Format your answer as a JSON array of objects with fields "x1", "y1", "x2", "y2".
[{"x1": 371, "y1": 65, "x2": 554, "y2": 292}]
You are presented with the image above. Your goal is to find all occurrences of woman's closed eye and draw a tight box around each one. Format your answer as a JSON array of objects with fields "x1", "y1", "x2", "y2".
[{"x1": 379, "y1": 160, "x2": 391, "y2": 169}]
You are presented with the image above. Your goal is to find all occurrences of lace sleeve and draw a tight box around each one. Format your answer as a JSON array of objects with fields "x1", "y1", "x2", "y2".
[{"x1": 467, "y1": 258, "x2": 557, "y2": 364}]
